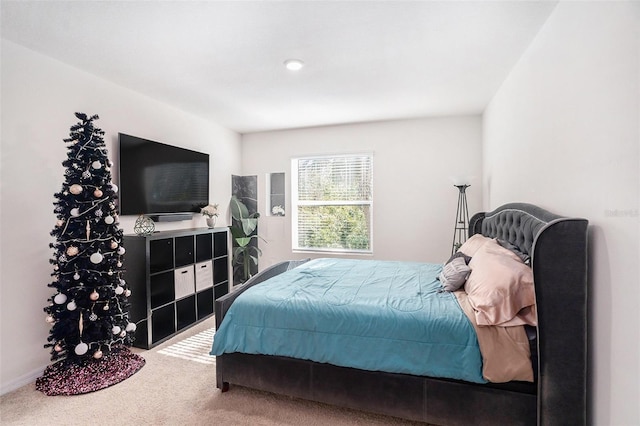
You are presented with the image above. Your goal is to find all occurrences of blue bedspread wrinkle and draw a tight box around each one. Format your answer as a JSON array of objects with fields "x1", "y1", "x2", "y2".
[{"x1": 211, "y1": 258, "x2": 485, "y2": 383}]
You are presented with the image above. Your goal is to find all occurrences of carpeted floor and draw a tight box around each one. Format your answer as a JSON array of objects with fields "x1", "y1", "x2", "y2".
[{"x1": 0, "y1": 317, "x2": 425, "y2": 425}]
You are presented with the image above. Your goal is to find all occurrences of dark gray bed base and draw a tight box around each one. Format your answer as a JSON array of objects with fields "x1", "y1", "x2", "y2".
[{"x1": 215, "y1": 203, "x2": 588, "y2": 426}]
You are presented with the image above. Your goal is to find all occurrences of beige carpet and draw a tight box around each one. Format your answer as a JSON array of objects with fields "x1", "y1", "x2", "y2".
[{"x1": 0, "y1": 317, "x2": 424, "y2": 425}]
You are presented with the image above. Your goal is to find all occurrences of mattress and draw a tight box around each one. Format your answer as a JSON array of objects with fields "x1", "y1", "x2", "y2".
[{"x1": 211, "y1": 258, "x2": 486, "y2": 383}]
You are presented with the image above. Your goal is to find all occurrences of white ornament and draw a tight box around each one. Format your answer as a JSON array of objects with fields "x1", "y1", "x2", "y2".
[
  {"x1": 74, "y1": 342, "x2": 88, "y2": 356},
  {"x1": 73, "y1": 272, "x2": 80, "y2": 280},
  {"x1": 115, "y1": 286, "x2": 124, "y2": 295},
  {"x1": 53, "y1": 293, "x2": 67, "y2": 304},
  {"x1": 90, "y1": 252, "x2": 103, "y2": 264},
  {"x1": 66, "y1": 300, "x2": 77, "y2": 311},
  {"x1": 112, "y1": 325, "x2": 121, "y2": 335},
  {"x1": 45, "y1": 315, "x2": 55, "y2": 323},
  {"x1": 70, "y1": 208, "x2": 80, "y2": 217},
  {"x1": 120, "y1": 278, "x2": 126, "y2": 285},
  {"x1": 91, "y1": 161, "x2": 102, "y2": 170},
  {"x1": 125, "y1": 322, "x2": 137, "y2": 332},
  {"x1": 56, "y1": 219, "x2": 64, "y2": 227},
  {"x1": 93, "y1": 350, "x2": 103, "y2": 359},
  {"x1": 110, "y1": 183, "x2": 118, "y2": 193},
  {"x1": 119, "y1": 330, "x2": 127, "y2": 338},
  {"x1": 104, "y1": 216, "x2": 115, "y2": 225},
  {"x1": 117, "y1": 246, "x2": 126, "y2": 255},
  {"x1": 124, "y1": 289, "x2": 131, "y2": 297},
  {"x1": 117, "y1": 261, "x2": 123, "y2": 267}
]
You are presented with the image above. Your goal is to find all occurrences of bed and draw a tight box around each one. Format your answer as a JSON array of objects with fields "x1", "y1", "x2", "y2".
[{"x1": 212, "y1": 203, "x2": 588, "y2": 425}]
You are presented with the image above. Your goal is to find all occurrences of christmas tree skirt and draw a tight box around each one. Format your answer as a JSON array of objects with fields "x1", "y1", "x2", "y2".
[{"x1": 35, "y1": 346, "x2": 145, "y2": 396}]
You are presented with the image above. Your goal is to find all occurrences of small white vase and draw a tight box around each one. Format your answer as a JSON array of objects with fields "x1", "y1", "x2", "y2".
[{"x1": 206, "y1": 217, "x2": 216, "y2": 228}]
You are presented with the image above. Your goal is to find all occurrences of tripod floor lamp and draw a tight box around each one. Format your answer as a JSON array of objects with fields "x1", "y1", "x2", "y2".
[{"x1": 451, "y1": 184, "x2": 470, "y2": 255}]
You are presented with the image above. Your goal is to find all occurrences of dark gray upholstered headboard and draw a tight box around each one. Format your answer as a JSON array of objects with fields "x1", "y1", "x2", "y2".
[
  {"x1": 469, "y1": 203, "x2": 570, "y2": 256},
  {"x1": 469, "y1": 203, "x2": 589, "y2": 425}
]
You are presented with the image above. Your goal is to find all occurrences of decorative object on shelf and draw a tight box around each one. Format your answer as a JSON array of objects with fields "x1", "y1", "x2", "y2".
[
  {"x1": 37, "y1": 112, "x2": 144, "y2": 396},
  {"x1": 271, "y1": 205, "x2": 285, "y2": 216},
  {"x1": 201, "y1": 203, "x2": 219, "y2": 228},
  {"x1": 229, "y1": 195, "x2": 265, "y2": 283},
  {"x1": 451, "y1": 184, "x2": 470, "y2": 255},
  {"x1": 133, "y1": 214, "x2": 155, "y2": 236}
]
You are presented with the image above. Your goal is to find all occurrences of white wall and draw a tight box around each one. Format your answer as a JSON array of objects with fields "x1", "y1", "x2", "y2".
[
  {"x1": 0, "y1": 40, "x2": 241, "y2": 393},
  {"x1": 483, "y1": 2, "x2": 639, "y2": 425},
  {"x1": 241, "y1": 116, "x2": 482, "y2": 267}
]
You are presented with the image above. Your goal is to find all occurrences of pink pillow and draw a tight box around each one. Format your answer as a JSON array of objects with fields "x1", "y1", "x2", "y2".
[
  {"x1": 464, "y1": 239, "x2": 536, "y2": 326},
  {"x1": 458, "y1": 234, "x2": 492, "y2": 257}
]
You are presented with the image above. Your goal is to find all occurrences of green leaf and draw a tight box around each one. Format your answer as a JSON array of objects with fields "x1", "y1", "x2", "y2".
[
  {"x1": 240, "y1": 218, "x2": 258, "y2": 236},
  {"x1": 230, "y1": 195, "x2": 249, "y2": 221},
  {"x1": 235, "y1": 237, "x2": 251, "y2": 247}
]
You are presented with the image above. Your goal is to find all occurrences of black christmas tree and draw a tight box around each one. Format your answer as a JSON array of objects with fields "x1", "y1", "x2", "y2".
[{"x1": 36, "y1": 113, "x2": 144, "y2": 395}]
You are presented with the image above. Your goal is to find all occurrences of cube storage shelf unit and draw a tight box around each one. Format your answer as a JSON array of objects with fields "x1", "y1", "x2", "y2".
[{"x1": 124, "y1": 227, "x2": 229, "y2": 349}]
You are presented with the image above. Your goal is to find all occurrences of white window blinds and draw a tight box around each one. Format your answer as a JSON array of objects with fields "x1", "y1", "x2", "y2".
[{"x1": 292, "y1": 154, "x2": 373, "y2": 253}]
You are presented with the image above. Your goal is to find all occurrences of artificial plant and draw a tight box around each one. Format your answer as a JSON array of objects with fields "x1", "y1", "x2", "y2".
[{"x1": 229, "y1": 195, "x2": 263, "y2": 283}]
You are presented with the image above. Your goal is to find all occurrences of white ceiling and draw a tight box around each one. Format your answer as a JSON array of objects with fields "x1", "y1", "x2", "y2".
[{"x1": 1, "y1": 1, "x2": 557, "y2": 134}]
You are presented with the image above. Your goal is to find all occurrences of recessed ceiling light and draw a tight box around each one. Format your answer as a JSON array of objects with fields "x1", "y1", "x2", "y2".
[{"x1": 284, "y1": 59, "x2": 304, "y2": 71}]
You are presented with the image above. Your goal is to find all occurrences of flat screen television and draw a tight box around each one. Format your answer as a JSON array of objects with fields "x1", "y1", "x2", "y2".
[{"x1": 118, "y1": 133, "x2": 209, "y2": 219}]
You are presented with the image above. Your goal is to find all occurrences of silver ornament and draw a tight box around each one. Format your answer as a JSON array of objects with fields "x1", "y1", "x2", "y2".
[{"x1": 90, "y1": 252, "x2": 103, "y2": 264}]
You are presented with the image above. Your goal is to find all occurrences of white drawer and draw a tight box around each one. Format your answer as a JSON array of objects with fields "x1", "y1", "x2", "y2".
[
  {"x1": 195, "y1": 260, "x2": 213, "y2": 291},
  {"x1": 174, "y1": 265, "x2": 195, "y2": 300}
]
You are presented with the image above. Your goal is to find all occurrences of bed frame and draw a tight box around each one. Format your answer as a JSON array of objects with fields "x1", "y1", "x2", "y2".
[{"x1": 214, "y1": 203, "x2": 588, "y2": 425}]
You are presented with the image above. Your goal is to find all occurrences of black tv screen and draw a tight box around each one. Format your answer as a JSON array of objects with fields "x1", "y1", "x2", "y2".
[{"x1": 118, "y1": 133, "x2": 209, "y2": 217}]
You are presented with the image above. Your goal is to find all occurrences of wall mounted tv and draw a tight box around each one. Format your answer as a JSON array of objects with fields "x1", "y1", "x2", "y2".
[{"x1": 118, "y1": 133, "x2": 209, "y2": 221}]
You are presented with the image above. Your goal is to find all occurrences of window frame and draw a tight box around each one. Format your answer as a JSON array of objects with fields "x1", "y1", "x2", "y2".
[{"x1": 291, "y1": 152, "x2": 374, "y2": 254}]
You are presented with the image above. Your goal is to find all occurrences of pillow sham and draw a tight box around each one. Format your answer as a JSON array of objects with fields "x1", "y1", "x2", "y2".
[
  {"x1": 464, "y1": 239, "x2": 536, "y2": 327},
  {"x1": 438, "y1": 257, "x2": 472, "y2": 291},
  {"x1": 457, "y1": 234, "x2": 492, "y2": 257}
]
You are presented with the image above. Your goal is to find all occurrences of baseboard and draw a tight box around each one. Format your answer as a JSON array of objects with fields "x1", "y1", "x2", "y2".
[{"x1": 1, "y1": 365, "x2": 45, "y2": 395}]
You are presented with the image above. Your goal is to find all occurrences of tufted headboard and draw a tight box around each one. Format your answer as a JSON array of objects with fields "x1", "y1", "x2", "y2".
[
  {"x1": 468, "y1": 203, "x2": 571, "y2": 256},
  {"x1": 469, "y1": 202, "x2": 589, "y2": 425}
]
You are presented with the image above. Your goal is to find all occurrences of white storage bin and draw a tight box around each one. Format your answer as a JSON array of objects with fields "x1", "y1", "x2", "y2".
[
  {"x1": 174, "y1": 265, "x2": 195, "y2": 300},
  {"x1": 195, "y1": 260, "x2": 214, "y2": 291}
]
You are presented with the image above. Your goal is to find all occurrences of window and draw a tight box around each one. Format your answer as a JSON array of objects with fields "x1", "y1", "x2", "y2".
[{"x1": 292, "y1": 153, "x2": 373, "y2": 253}]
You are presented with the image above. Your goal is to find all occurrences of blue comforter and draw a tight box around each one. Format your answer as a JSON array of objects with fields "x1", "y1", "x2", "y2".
[{"x1": 211, "y1": 258, "x2": 485, "y2": 383}]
